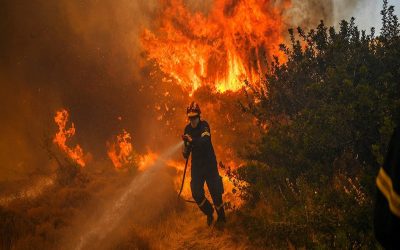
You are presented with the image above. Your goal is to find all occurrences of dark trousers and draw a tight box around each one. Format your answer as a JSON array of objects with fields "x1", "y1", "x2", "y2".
[{"x1": 190, "y1": 165, "x2": 225, "y2": 218}]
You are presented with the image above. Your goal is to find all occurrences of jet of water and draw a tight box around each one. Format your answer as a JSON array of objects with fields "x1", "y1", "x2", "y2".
[{"x1": 75, "y1": 141, "x2": 183, "y2": 250}]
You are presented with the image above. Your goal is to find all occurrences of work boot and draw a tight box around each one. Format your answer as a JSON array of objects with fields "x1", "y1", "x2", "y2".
[
  {"x1": 216, "y1": 204, "x2": 226, "y2": 222},
  {"x1": 215, "y1": 213, "x2": 226, "y2": 230},
  {"x1": 216, "y1": 215, "x2": 226, "y2": 223},
  {"x1": 214, "y1": 204, "x2": 226, "y2": 229},
  {"x1": 207, "y1": 213, "x2": 214, "y2": 226}
]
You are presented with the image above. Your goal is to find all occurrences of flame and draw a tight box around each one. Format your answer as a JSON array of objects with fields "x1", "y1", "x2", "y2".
[
  {"x1": 137, "y1": 151, "x2": 159, "y2": 171},
  {"x1": 107, "y1": 129, "x2": 136, "y2": 169},
  {"x1": 53, "y1": 109, "x2": 86, "y2": 167},
  {"x1": 141, "y1": 0, "x2": 288, "y2": 94}
]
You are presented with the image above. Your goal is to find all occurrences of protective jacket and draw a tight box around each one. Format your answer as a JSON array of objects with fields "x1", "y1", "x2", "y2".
[
  {"x1": 183, "y1": 119, "x2": 224, "y2": 220},
  {"x1": 374, "y1": 126, "x2": 400, "y2": 248},
  {"x1": 183, "y1": 120, "x2": 217, "y2": 171}
]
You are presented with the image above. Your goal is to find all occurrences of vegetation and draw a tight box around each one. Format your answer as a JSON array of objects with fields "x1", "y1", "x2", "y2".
[
  {"x1": 0, "y1": 141, "x2": 146, "y2": 249},
  {"x1": 1, "y1": 1, "x2": 399, "y2": 249},
  {"x1": 233, "y1": 1, "x2": 400, "y2": 248}
]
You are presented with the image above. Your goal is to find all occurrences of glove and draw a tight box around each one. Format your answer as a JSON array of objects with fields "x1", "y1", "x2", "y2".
[
  {"x1": 182, "y1": 134, "x2": 192, "y2": 159},
  {"x1": 183, "y1": 148, "x2": 190, "y2": 159},
  {"x1": 182, "y1": 143, "x2": 191, "y2": 159},
  {"x1": 182, "y1": 134, "x2": 193, "y2": 143}
]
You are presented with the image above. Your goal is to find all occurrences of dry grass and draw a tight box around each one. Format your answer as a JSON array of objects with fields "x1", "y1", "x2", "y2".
[{"x1": 129, "y1": 205, "x2": 254, "y2": 250}]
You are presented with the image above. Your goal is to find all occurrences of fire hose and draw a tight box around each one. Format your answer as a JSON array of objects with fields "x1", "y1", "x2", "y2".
[{"x1": 177, "y1": 153, "x2": 197, "y2": 203}]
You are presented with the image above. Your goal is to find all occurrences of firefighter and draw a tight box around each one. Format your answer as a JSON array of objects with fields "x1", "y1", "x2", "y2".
[
  {"x1": 374, "y1": 126, "x2": 400, "y2": 248},
  {"x1": 182, "y1": 102, "x2": 226, "y2": 226}
]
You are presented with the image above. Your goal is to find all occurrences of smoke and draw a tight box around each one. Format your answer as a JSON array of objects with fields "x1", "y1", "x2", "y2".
[
  {"x1": 175, "y1": 0, "x2": 363, "y2": 31},
  {"x1": 284, "y1": 0, "x2": 361, "y2": 29},
  {"x1": 332, "y1": 0, "x2": 362, "y2": 24},
  {"x1": 0, "y1": 0, "x2": 164, "y2": 181}
]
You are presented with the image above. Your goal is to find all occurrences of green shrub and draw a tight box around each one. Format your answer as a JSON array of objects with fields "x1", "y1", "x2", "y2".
[{"x1": 234, "y1": 1, "x2": 399, "y2": 248}]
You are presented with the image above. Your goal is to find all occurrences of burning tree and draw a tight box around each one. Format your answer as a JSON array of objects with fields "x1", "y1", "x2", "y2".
[{"x1": 141, "y1": 0, "x2": 287, "y2": 94}]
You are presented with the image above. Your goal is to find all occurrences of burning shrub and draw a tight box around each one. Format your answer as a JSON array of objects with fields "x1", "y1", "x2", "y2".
[
  {"x1": 53, "y1": 109, "x2": 86, "y2": 167},
  {"x1": 234, "y1": 1, "x2": 399, "y2": 248},
  {"x1": 107, "y1": 129, "x2": 139, "y2": 171},
  {"x1": 43, "y1": 133, "x2": 89, "y2": 187}
]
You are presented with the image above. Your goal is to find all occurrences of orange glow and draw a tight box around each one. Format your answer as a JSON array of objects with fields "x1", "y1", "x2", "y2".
[
  {"x1": 53, "y1": 109, "x2": 86, "y2": 167},
  {"x1": 107, "y1": 129, "x2": 136, "y2": 169},
  {"x1": 141, "y1": 0, "x2": 287, "y2": 94},
  {"x1": 138, "y1": 151, "x2": 159, "y2": 171}
]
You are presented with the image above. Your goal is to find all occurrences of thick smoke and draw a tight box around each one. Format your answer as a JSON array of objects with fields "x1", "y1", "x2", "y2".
[
  {"x1": 0, "y1": 0, "x2": 162, "y2": 181},
  {"x1": 182, "y1": 0, "x2": 363, "y2": 32},
  {"x1": 285, "y1": 0, "x2": 361, "y2": 29}
]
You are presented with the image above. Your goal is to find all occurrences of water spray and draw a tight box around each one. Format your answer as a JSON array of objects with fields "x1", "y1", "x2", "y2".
[{"x1": 75, "y1": 141, "x2": 183, "y2": 250}]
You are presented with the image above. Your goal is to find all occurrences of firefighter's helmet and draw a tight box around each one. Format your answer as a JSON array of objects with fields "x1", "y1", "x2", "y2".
[{"x1": 186, "y1": 102, "x2": 201, "y2": 117}]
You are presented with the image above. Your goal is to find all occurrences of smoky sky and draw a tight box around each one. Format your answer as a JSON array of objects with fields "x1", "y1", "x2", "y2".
[{"x1": 0, "y1": 0, "x2": 361, "y2": 180}]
